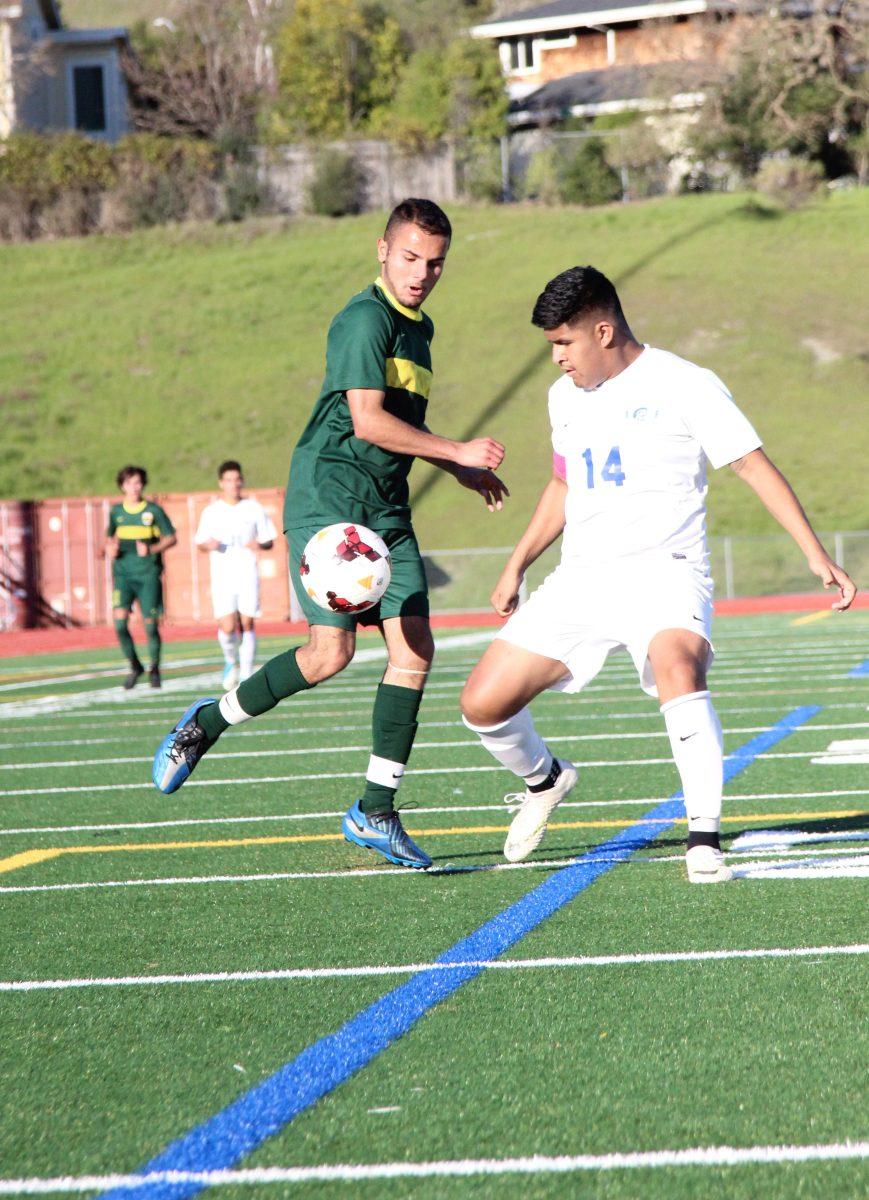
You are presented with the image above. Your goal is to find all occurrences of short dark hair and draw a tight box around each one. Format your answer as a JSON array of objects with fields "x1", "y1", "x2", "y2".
[
  {"x1": 117, "y1": 464, "x2": 147, "y2": 488},
  {"x1": 531, "y1": 266, "x2": 626, "y2": 331},
  {"x1": 384, "y1": 198, "x2": 452, "y2": 244},
  {"x1": 218, "y1": 460, "x2": 243, "y2": 478}
]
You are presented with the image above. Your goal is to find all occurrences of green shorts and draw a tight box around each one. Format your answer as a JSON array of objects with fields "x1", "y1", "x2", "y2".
[
  {"x1": 112, "y1": 569, "x2": 163, "y2": 619},
  {"x1": 288, "y1": 525, "x2": 429, "y2": 631}
]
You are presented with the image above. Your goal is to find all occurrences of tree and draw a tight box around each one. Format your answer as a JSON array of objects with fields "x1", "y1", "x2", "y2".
[
  {"x1": 693, "y1": 0, "x2": 869, "y2": 180},
  {"x1": 123, "y1": 0, "x2": 282, "y2": 140},
  {"x1": 373, "y1": 37, "x2": 507, "y2": 149},
  {"x1": 270, "y1": 0, "x2": 405, "y2": 139}
]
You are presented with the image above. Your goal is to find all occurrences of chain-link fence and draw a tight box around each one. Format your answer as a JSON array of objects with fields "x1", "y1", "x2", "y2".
[{"x1": 420, "y1": 531, "x2": 869, "y2": 613}]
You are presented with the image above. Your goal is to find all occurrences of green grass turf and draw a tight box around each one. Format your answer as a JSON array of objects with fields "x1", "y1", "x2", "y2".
[
  {"x1": 0, "y1": 614, "x2": 867, "y2": 1196},
  {"x1": 2, "y1": 192, "x2": 869, "y2": 547},
  {"x1": 58, "y1": 0, "x2": 174, "y2": 29}
]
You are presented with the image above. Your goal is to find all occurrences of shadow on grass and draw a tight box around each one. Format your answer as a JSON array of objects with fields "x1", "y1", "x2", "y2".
[{"x1": 410, "y1": 204, "x2": 737, "y2": 511}]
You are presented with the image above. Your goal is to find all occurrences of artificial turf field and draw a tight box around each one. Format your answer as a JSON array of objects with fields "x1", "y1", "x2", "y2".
[{"x1": 0, "y1": 612, "x2": 867, "y2": 1198}]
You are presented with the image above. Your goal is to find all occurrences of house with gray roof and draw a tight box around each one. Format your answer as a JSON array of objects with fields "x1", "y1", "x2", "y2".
[
  {"x1": 1, "y1": 0, "x2": 129, "y2": 140},
  {"x1": 472, "y1": 0, "x2": 717, "y2": 124}
]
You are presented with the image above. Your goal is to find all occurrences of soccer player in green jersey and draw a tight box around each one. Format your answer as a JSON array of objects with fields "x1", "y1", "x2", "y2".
[
  {"x1": 153, "y1": 198, "x2": 507, "y2": 869},
  {"x1": 106, "y1": 465, "x2": 177, "y2": 689}
]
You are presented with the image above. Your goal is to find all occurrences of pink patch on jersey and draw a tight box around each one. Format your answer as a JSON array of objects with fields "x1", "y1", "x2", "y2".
[{"x1": 552, "y1": 451, "x2": 567, "y2": 480}]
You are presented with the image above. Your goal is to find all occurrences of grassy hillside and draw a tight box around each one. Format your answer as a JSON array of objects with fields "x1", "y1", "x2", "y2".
[
  {"x1": 59, "y1": 0, "x2": 172, "y2": 28},
  {"x1": 2, "y1": 192, "x2": 868, "y2": 548}
]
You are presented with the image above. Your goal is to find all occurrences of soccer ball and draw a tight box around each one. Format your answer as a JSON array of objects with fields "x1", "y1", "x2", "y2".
[{"x1": 300, "y1": 523, "x2": 391, "y2": 614}]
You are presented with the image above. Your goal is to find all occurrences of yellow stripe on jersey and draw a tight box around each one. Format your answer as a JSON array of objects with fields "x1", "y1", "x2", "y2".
[
  {"x1": 385, "y1": 357, "x2": 432, "y2": 398},
  {"x1": 116, "y1": 526, "x2": 158, "y2": 540}
]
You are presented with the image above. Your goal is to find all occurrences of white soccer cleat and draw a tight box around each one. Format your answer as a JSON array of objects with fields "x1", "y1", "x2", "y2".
[
  {"x1": 685, "y1": 844, "x2": 733, "y2": 884},
  {"x1": 503, "y1": 760, "x2": 578, "y2": 863}
]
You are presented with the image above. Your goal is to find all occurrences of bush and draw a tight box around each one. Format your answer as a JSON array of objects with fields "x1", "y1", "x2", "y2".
[
  {"x1": 306, "y1": 148, "x2": 363, "y2": 216},
  {"x1": 458, "y1": 141, "x2": 503, "y2": 203},
  {"x1": 520, "y1": 146, "x2": 562, "y2": 205},
  {"x1": 558, "y1": 138, "x2": 622, "y2": 206},
  {"x1": 754, "y1": 154, "x2": 825, "y2": 210},
  {"x1": 522, "y1": 139, "x2": 622, "y2": 207}
]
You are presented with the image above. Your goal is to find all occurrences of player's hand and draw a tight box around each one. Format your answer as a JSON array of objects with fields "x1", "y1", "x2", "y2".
[
  {"x1": 136, "y1": 541, "x2": 150, "y2": 558},
  {"x1": 201, "y1": 538, "x2": 222, "y2": 552},
  {"x1": 106, "y1": 537, "x2": 120, "y2": 560},
  {"x1": 454, "y1": 467, "x2": 510, "y2": 512},
  {"x1": 491, "y1": 567, "x2": 523, "y2": 617},
  {"x1": 808, "y1": 555, "x2": 857, "y2": 611},
  {"x1": 454, "y1": 438, "x2": 505, "y2": 471}
]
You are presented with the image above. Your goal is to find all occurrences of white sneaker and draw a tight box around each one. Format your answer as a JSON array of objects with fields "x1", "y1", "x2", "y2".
[
  {"x1": 222, "y1": 663, "x2": 240, "y2": 691},
  {"x1": 503, "y1": 760, "x2": 578, "y2": 863},
  {"x1": 685, "y1": 844, "x2": 733, "y2": 884}
]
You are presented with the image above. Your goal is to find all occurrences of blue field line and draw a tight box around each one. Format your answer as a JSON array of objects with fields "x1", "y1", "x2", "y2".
[
  {"x1": 848, "y1": 659, "x2": 869, "y2": 678},
  {"x1": 103, "y1": 704, "x2": 821, "y2": 1200}
]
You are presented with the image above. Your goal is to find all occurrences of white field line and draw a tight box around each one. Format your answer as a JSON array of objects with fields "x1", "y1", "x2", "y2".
[
  {"x1": 0, "y1": 657, "x2": 217, "y2": 693},
  {"x1": 1, "y1": 706, "x2": 867, "y2": 751},
  {"x1": 0, "y1": 749, "x2": 845, "y2": 800},
  {"x1": 6, "y1": 723, "x2": 868, "y2": 772},
  {"x1": 3, "y1": 790, "x2": 868, "y2": 840},
  {"x1": 3, "y1": 647, "x2": 866, "y2": 716},
  {"x1": 731, "y1": 827, "x2": 869, "y2": 852},
  {"x1": 2, "y1": 943, "x2": 865, "y2": 992},
  {"x1": 3, "y1": 679, "x2": 867, "y2": 728},
  {"x1": 2, "y1": 1141, "x2": 868, "y2": 1192},
  {"x1": 3, "y1": 846, "x2": 869, "y2": 896},
  {"x1": 733, "y1": 857, "x2": 869, "y2": 879}
]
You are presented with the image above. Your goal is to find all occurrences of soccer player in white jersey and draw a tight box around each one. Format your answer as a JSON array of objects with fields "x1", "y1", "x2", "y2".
[
  {"x1": 195, "y1": 461, "x2": 277, "y2": 688},
  {"x1": 461, "y1": 266, "x2": 856, "y2": 883}
]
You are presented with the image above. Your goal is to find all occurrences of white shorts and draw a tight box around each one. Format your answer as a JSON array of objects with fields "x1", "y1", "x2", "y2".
[
  {"x1": 210, "y1": 569, "x2": 261, "y2": 620},
  {"x1": 497, "y1": 555, "x2": 714, "y2": 699}
]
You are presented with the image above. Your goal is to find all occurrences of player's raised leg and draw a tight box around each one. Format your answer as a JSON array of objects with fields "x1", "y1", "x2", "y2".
[
  {"x1": 342, "y1": 615, "x2": 434, "y2": 869},
  {"x1": 648, "y1": 628, "x2": 731, "y2": 883},
  {"x1": 152, "y1": 626, "x2": 353, "y2": 794},
  {"x1": 461, "y1": 640, "x2": 577, "y2": 862}
]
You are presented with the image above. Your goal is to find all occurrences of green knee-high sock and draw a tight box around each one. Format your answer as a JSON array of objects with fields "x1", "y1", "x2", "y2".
[
  {"x1": 144, "y1": 619, "x2": 161, "y2": 667},
  {"x1": 114, "y1": 618, "x2": 141, "y2": 669},
  {"x1": 359, "y1": 683, "x2": 424, "y2": 815},
  {"x1": 198, "y1": 648, "x2": 314, "y2": 742}
]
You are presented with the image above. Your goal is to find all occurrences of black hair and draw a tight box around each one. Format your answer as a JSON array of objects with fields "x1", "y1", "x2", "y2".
[
  {"x1": 218, "y1": 460, "x2": 243, "y2": 478},
  {"x1": 117, "y1": 464, "x2": 147, "y2": 488},
  {"x1": 384, "y1": 198, "x2": 452, "y2": 244},
  {"x1": 531, "y1": 266, "x2": 626, "y2": 331}
]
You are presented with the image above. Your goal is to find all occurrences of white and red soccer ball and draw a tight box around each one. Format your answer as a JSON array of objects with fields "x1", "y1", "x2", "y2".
[{"x1": 300, "y1": 523, "x2": 391, "y2": 614}]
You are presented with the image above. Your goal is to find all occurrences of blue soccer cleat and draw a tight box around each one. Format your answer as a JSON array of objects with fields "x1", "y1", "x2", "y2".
[
  {"x1": 342, "y1": 801, "x2": 432, "y2": 869},
  {"x1": 152, "y1": 698, "x2": 217, "y2": 794}
]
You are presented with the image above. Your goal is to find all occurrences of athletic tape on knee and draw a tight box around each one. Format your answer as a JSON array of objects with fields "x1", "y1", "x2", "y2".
[
  {"x1": 366, "y1": 754, "x2": 406, "y2": 789},
  {"x1": 218, "y1": 688, "x2": 254, "y2": 726}
]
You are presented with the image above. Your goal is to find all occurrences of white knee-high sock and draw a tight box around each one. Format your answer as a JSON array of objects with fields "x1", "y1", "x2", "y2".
[
  {"x1": 661, "y1": 690, "x2": 723, "y2": 832},
  {"x1": 462, "y1": 708, "x2": 552, "y2": 784},
  {"x1": 239, "y1": 630, "x2": 256, "y2": 676},
  {"x1": 217, "y1": 629, "x2": 238, "y2": 666}
]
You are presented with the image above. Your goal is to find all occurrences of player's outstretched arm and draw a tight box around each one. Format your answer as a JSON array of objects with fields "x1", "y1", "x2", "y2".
[
  {"x1": 730, "y1": 447, "x2": 857, "y2": 611},
  {"x1": 348, "y1": 389, "x2": 504, "y2": 470},
  {"x1": 491, "y1": 474, "x2": 567, "y2": 617}
]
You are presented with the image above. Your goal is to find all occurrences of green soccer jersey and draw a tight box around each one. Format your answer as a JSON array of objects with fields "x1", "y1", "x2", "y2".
[
  {"x1": 107, "y1": 500, "x2": 175, "y2": 575},
  {"x1": 284, "y1": 277, "x2": 434, "y2": 533}
]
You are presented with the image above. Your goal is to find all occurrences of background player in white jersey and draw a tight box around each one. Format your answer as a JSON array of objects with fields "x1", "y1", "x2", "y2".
[
  {"x1": 195, "y1": 460, "x2": 277, "y2": 688},
  {"x1": 461, "y1": 266, "x2": 856, "y2": 883}
]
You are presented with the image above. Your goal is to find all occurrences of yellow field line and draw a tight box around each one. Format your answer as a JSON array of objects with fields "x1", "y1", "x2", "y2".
[
  {"x1": 0, "y1": 809, "x2": 864, "y2": 877},
  {"x1": 790, "y1": 610, "x2": 833, "y2": 627}
]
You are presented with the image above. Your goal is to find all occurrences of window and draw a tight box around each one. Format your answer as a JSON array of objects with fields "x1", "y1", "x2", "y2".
[
  {"x1": 72, "y1": 65, "x2": 106, "y2": 133},
  {"x1": 501, "y1": 36, "x2": 539, "y2": 73}
]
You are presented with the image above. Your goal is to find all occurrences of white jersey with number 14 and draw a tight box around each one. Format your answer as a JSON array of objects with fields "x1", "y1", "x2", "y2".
[{"x1": 550, "y1": 346, "x2": 761, "y2": 569}]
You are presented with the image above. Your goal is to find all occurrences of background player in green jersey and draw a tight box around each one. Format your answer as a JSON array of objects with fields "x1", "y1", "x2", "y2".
[
  {"x1": 154, "y1": 198, "x2": 507, "y2": 869},
  {"x1": 106, "y1": 465, "x2": 177, "y2": 689}
]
